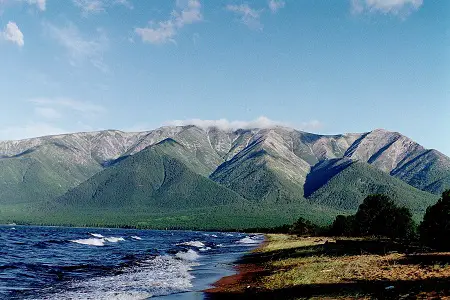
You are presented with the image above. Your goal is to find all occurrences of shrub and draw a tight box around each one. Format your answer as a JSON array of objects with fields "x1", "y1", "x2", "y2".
[
  {"x1": 419, "y1": 190, "x2": 450, "y2": 250},
  {"x1": 290, "y1": 217, "x2": 318, "y2": 236},
  {"x1": 353, "y1": 194, "x2": 415, "y2": 239},
  {"x1": 330, "y1": 215, "x2": 355, "y2": 236}
]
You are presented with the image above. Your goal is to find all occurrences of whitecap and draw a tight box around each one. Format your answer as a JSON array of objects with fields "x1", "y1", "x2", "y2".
[
  {"x1": 35, "y1": 255, "x2": 196, "y2": 300},
  {"x1": 70, "y1": 238, "x2": 105, "y2": 247},
  {"x1": 130, "y1": 236, "x2": 142, "y2": 240},
  {"x1": 199, "y1": 247, "x2": 211, "y2": 252},
  {"x1": 89, "y1": 233, "x2": 104, "y2": 238},
  {"x1": 104, "y1": 237, "x2": 125, "y2": 243},
  {"x1": 177, "y1": 241, "x2": 205, "y2": 248},
  {"x1": 236, "y1": 236, "x2": 261, "y2": 244},
  {"x1": 175, "y1": 249, "x2": 200, "y2": 261},
  {"x1": 211, "y1": 234, "x2": 218, "y2": 238}
]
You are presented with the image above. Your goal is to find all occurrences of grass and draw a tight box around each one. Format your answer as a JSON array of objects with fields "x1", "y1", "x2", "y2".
[{"x1": 206, "y1": 234, "x2": 450, "y2": 299}]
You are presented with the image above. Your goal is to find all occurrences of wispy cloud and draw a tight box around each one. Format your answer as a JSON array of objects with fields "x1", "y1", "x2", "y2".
[
  {"x1": 0, "y1": 0, "x2": 46, "y2": 11},
  {"x1": 72, "y1": 0, "x2": 132, "y2": 15},
  {"x1": 34, "y1": 107, "x2": 62, "y2": 119},
  {"x1": 29, "y1": 97, "x2": 106, "y2": 117},
  {"x1": 43, "y1": 22, "x2": 108, "y2": 72},
  {"x1": 226, "y1": 4, "x2": 263, "y2": 30},
  {"x1": 27, "y1": 0, "x2": 46, "y2": 11},
  {"x1": 165, "y1": 116, "x2": 324, "y2": 132},
  {"x1": 1, "y1": 21, "x2": 24, "y2": 47},
  {"x1": 351, "y1": 0, "x2": 423, "y2": 16},
  {"x1": 268, "y1": 0, "x2": 285, "y2": 13},
  {"x1": 135, "y1": 0, "x2": 202, "y2": 45}
]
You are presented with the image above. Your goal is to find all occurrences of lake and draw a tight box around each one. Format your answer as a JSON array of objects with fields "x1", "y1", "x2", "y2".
[{"x1": 0, "y1": 225, "x2": 262, "y2": 299}]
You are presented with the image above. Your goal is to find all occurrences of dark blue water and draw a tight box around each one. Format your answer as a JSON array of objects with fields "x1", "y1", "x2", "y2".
[{"x1": 0, "y1": 225, "x2": 262, "y2": 299}]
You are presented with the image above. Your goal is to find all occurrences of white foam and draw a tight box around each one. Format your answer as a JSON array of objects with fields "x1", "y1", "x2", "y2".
[
  {"x1": 199, "y1": 247, "x2": 211, "y2": 252},
  {"x1": 70, "y1": 238, "x2": 105, "y2": 247},
  {"x1": 89, "y1": 233, "x2": 104, "y2": 238},
  {"x1": 104, "y1": 237, "x2": 125, "y2": 243},
  {"x1": 175, "y1": 249, "x2": 200, "y2": 261},
  {"x1": 36, "y1": 255, "x2": 196, "y2": 300},
  {"x1": 130, "y1": 236, "x2": 142, "y2": 240},
  {"x1": 236, "y1": 236, "x2": 262, "y2": 244},
  {"x1": 177, "y1": 241, "x2": 205, "y2": 248},
  {"x1": 211, "y1": 234, "x2": 218, "y2": 238}
]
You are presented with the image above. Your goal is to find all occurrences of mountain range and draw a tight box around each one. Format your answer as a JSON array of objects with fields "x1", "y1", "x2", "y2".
[{"x1": 0, "y1": 126, "x2": 448, "y2": 229}]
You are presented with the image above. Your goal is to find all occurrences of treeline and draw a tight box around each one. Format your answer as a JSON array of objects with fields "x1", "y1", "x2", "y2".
[{"x1": 256, "y1": 190, "x2": 450, "y2": 251}]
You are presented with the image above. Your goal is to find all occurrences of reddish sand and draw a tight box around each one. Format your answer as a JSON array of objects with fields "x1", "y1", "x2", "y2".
[{"x1": 204, "y1": 263, "x2": 265, "y2": 294}]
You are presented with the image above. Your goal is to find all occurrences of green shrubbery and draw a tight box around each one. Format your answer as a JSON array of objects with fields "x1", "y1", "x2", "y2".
[
  {"x1": 330, "y1": 194, "x2": 416, "y2": 240},
  {"x1": 419, "y1": 190, "x2": 450, "y2": 251}
]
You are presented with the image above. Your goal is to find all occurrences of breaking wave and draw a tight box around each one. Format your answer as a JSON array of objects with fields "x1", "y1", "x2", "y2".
[
  {"x1": 130, "y1": 236, "x2": 142, "y2": 240},
  {"x1": 36, "y1": 255, "x2": 196, "y2": 300},
  {"x1": 236, "y1": 236, "x2": 263, "y2": 244},
  {"x1": 70, "y1": 238, "x2": 105, "y2": 247},
  {"x1": 70, "y1": 236, "x2": 125, "y2": 246},
  {"x1": 177, "y1": 241, "x2": 205, "y2": 248},
  {"x1": 89, "y1": 233, "x2": 104, "y2": 238},
  {"x1": 104, "y1": 237, "x2": 125, "y2": 243},
  {"x1": 175, "y1": 249, "x2": 200, "y2": 261}
]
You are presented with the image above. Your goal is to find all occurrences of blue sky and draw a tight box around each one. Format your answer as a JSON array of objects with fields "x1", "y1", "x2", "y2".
[{"x1": 0, "y1": 0, "x2": 449, "y2": 155}]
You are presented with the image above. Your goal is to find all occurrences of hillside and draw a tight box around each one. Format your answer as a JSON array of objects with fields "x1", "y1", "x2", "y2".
[
  {"x1": 308, "y1": 159, "x2": 438, "y2": 215},
  {"x1": 36, "y1": 139, "x2": 339, "y2": 229},
  {"x1": 0, "y1": 125, "x2": 448, "y2": 229}
]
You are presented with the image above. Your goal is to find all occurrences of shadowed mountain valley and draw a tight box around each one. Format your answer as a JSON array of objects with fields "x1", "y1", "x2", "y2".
[{"x1": 0, "y1": 125, "x2": 447, "y2": 229}]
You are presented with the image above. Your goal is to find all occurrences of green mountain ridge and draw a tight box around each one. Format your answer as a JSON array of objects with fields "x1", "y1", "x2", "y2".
[{"x1": 0, "y1": 126, "x2": 448, "y2": 229}]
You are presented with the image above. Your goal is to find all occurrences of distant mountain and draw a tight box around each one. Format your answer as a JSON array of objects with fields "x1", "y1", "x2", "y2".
[
  {"x1": 306, "y1": 158, "x2": 437, "y2": 216},
  {"x1": 0, "y1": 125, "x2": 448, "y2": 229}
]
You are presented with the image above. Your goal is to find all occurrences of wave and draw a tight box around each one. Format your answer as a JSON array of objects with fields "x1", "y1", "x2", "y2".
[
  {"x1": 70, "y1": 236, "x2": 125, "y2": 246},
  {"x1": 89, "y1": 233, "x2": 104, "y2": 238},
  {"x1": 199, "y1": 247, "x2": 211, "y2": 252},
  {"x1": 70, "y1": 238, "x2": 105, "y2": 247},
  {"x1": 35, "y1": 255, "x2": 196, "y2": 300},
  {"x1": 104, "y1": 237, "x2": 125, "y2": 243},
  {"x1": 130, "y1": 236, "x2": 142, "y2": 240},
  {"x1": 177, "y1": 240, "x2": 205, "y2": 248},
  {"x1": 175, "y1": 249, "x2": 200, "y2": 261},
  {"x1": 236, "y1": 236, "x2": 263, "y2": 244}
]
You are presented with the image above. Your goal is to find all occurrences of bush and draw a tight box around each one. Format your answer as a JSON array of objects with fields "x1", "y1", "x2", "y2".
[
  {"x1": 354, "y1": 194, "x2": 415, "y2": 239},
  {"x1": 329, "y1": 194, "x2": 415, "y2": 239},
  {"x1": 290, "y1": 217, "x2": 319, "y2": 236},
  {"x1": 419, "y1": 190, "x2": 450, "y2": 251},
  {"x1": 330, "y1": 215, "x2": 355, "y2": 236}
]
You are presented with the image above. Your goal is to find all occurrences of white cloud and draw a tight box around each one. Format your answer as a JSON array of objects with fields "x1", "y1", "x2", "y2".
[
  {"x1": 72, "y1": 0, "x2": 132, "y2": 15},
  {"x1": 226, "y1": 4, "x2": 263, "y2": 30},
  {"x1": 351, "y1": 0, "x2": 423, "y2": 15},
  {"x1": 2, "y1": 21, "x2": 24, "y2": 47},
  {"x1": 44, "y1": 22, "x2": 108, "y2": 72},
  {"x1": 268, "y1": 0, "x2": 285, "y2": 13},
  {"x1": 135, "y1": 0, "x2": 202, "y2": 45},
  {"x1": 27, "y1": 0, "x2": 46, "y2": 11},
  {"x1": 34, "y1": 107, "x2": 62, "y2": 119},
  {"x1": 0, "y1": 122, "x2": 66, "y2": 141},
  {"x1": 29, "y1": 97, "x2": 106, "y2": 117},
  {"x1": 165, "y1": 116, "x2": 324, "y2": 132},
  {"x1": 72, "y1": 0, "x2": 104, "y2": 14},
  {"x1": 135, "y1": 21, "x2": 177, "y2": 45}
]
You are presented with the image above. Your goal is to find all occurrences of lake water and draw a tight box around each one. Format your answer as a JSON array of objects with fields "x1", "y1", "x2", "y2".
[{"x1": 0, "y1": 225, "x2": 262, "y2": 299}]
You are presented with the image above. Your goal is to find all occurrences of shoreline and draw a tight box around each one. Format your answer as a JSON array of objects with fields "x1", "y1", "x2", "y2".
[
  {"x1": 203, "y1": 236, "x2": 269, "y2": 298},
  {"x1": 203, "y1": 234, "x2": 450, "y2": 299}
]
